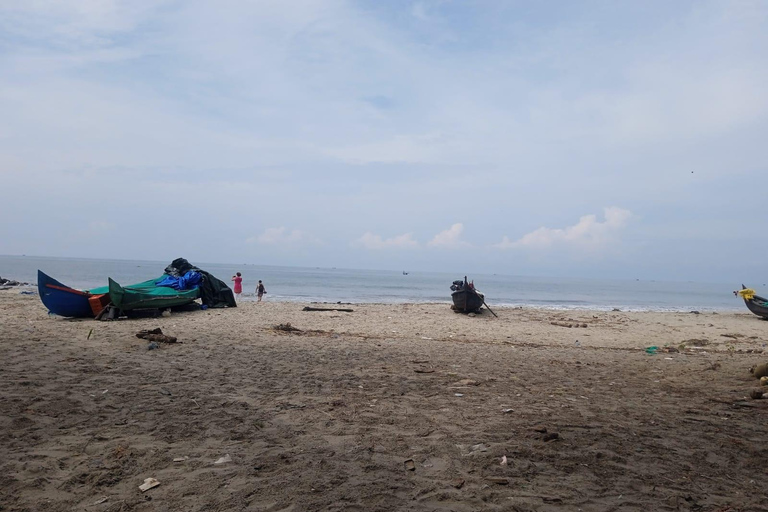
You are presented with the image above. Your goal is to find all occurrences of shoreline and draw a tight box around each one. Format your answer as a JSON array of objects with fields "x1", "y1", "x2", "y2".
[
  {"x1": 2, "y1": 254, "x2": 747, "y2": 311},
  {"x1": 15, "y1": 279, "x2": 747, "y2": 313},
  {"x1": 240, "y1": 297, "x2": 745, "y2": 313},
  {"x1": 4, "y1": 289, "x2": 764, "y2": 352}
]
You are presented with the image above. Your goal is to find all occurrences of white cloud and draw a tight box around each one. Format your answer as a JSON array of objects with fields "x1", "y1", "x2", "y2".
[
  {"x1": 249, "y1": 227, "x2": 316, "y2": 245},
  {"x1": 496, "y1": 207, "x2": 633, "y2": 250},
  {"x1": 428, "y1": 223, "x2": 469, "y2": 248},
  {"x1": 354, "y1": 232, "x2": 418, "y2": 249}
]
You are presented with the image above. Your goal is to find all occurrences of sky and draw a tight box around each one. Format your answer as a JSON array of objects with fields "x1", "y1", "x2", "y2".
[{"x1": 1, "y1": 0, "x2": 767, "y2": 282}]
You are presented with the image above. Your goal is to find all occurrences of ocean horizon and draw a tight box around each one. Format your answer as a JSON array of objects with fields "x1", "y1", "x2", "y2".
[{"x1": 0, "y1": 254, "x2": 749, "y2": 313}]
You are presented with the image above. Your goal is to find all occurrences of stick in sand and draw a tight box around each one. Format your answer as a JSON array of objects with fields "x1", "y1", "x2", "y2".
[{"x1": 482, "y1": 299, "x2": 498, "y2": 317}]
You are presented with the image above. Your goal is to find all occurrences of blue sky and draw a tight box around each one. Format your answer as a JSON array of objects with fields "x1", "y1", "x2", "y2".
[{"x1": 1, "y1": 0, "x2": 767, "y2": 282}]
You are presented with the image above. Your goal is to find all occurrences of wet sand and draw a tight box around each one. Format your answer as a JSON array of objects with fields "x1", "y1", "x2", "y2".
[{"x1": 2, "y1": 290, "x2": 768, "y2": 511}]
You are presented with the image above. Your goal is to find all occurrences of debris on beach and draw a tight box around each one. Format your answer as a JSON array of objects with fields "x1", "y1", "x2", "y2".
[
  {"x1": 0, "y1": 277, "x2": 32, "y2": 287},
  {"x1": 273, "y1": 323, "x2": 302, "y2": 333},
  {"x1": 469, "y1": 443, "x2": 488, "y2": 453},
  {"x1": 139, "y1": 477, "x2": 160, "y2": 492},
  {"x1": 751, "y1": 363, "x2": 768, "y2": 379},
  {"x1": 136, "y1": 328, "x2": 178, "y2": 343},
  {"x1": 451, "y1": 379, "x2": 479, "y2": 387},
  {"x1": 680, "y1": 338, "x2": 710, "y2": 348},
  {"x1": 302, "y1": 306, "x2": 354, "y2": 312},
  {"x1": 550, "y1": 321, "x2": 588, "y2": 328},
  {"x1": 404, "y1": 459, "x2": 416, "y2": 471},
  {"x1": 214, "y1": 454, "x2": 232, "y2": 465},
  {"x1": 750, "y1": 389, "x2": 764, "y2": 400}
]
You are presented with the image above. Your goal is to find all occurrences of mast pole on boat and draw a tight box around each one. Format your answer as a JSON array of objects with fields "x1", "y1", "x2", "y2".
[{"x1": 463, "y1": 276, "x2": 468, "y2": 312}]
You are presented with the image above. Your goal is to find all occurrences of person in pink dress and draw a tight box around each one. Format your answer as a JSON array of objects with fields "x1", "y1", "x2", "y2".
[{"x1": 231, "y1": 272, "x2": 243, "y2": 301}]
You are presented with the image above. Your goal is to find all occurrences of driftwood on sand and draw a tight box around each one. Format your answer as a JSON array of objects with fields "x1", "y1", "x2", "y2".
[
  {"x1": 302, "y1": 306, "x2": 354, "y2": 313},
  {"x1": 136, "y1": 328, "x2": 178, "y2": 343}
]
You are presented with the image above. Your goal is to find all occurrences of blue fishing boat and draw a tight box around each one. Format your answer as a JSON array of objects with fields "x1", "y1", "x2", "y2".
[{"x1": 37, "y1": 270, "x2": 107, "y2": 318}]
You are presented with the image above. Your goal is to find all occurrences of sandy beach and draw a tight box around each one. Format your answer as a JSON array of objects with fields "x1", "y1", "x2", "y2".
[{"x1": 2, "y1": 289, "x2": 768, "y2": 511}]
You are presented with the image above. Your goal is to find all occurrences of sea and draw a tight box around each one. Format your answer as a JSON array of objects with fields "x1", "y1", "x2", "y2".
[{"x1": 0, "y1": 254, "x2": 749, "y2": 313}]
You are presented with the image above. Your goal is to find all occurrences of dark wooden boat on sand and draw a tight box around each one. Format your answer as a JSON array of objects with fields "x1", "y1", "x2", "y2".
[
  {"x1": 738, "y1": 284, "x2": 768, "y2": 319},
  {"x1": 451, "y1": 276, "x2": 485, "y2": 313}
]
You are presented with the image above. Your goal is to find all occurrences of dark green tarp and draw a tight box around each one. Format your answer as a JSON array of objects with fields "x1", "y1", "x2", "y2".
[{"x1": 164, "y1": 258, "x2": 236, "y2": 308}]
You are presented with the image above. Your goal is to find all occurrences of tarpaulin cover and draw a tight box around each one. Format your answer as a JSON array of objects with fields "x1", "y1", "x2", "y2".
[
  {"x1": 164, "y1": 258, "x2": 236, "y2": 308},
  {"x1": 108, "y1": 276, "x2": 200, "y2": 310},
  {"x1": 155, "y1": 271, "x2": 202, "y2": 290}
]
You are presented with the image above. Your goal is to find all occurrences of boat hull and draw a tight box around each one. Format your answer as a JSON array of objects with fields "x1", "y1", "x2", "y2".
[
  {"x1": 108, "y1": 277, "x2": 199, "y2": 311},
  {"x1": 742, "y1": 285, "x2": 768, "y2": 319},
  {"x1": 451, "y1": 289, "x2": 485, "y2": 312},
  {"x1": 37, "y1": 270, "x2": 100, "y2": 318}
]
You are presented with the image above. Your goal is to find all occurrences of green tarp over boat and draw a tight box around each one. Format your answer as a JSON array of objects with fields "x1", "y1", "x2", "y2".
[
  {"x1": 107, "y1": 277, "x2": 201, "y2": 311},
  {"x1": 94, "y1": 258, "x2": 236, "y2": 311}
]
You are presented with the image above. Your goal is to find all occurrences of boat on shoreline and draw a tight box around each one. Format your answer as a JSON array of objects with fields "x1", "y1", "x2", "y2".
[
  {"x1": 38, "y1": 258, "x2": 235, "y2": 318},
  {"x1": 737, "y1": 285, "x2": 768, "y2": 319},
  {"x1": 450, "y1": 276, "x2": 485, "y2": 313},
  {"x1": 38, "y1": 270, "x2": 200, "y2": 318},
  {"x1": 37, "y1": 271, "x2": 108, "y2": 318}
]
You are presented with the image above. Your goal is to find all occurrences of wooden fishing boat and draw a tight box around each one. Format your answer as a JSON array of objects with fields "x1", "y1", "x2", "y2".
[
  {"x1": 451, "y1": 276, "x2": 485, "y2": 313},
  {"x1": 739, "y1": 285, "x2": 768, "y2": 319},
  {"x1": 108, "y1": 277, "x2": 199, "y2": 311},
  {"x1": 37, "y1": 270, "x2": 108, "y2": 318},
  {"x1": 38, "y1": 259, "x2": 235, "y2": 318},
  {"x1": 38, "y1": 271, "x2": 200, "y2": 318}
]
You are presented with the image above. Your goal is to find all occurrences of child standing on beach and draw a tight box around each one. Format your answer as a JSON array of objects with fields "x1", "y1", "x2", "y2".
[
  {"x1": 231, "y1": 272, "x2": 243, "y2": 301},
  {"x1": 257, "y1": 280, "x2": 266, "y2": 302}
]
